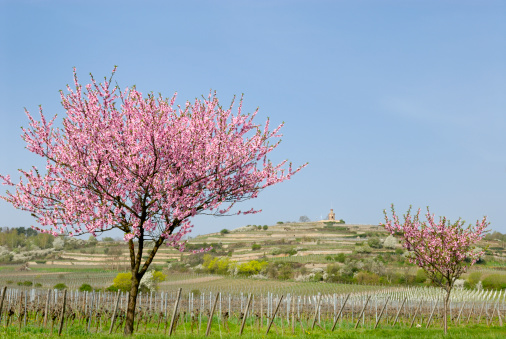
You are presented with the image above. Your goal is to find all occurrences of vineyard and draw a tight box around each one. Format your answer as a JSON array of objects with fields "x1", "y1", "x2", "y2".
[
  {"x1": 0, "y1": 284, "x2": 505, "y2": 337},
  {"x1": 1, "y1": 223, "x2": 505, "y2": 337}
]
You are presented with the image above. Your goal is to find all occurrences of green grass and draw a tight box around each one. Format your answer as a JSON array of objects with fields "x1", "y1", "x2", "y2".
[
  {"x1": 0, "y1": 324, "x2": 504, "y2": 338},
  {"x1": 0, "y1": 266, "x2": 15, "y2": 271}
]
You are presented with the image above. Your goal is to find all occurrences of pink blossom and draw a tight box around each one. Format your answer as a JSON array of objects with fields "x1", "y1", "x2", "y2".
[{"x1": 0, "y1": 68, "x2": 306, "y2": 334}]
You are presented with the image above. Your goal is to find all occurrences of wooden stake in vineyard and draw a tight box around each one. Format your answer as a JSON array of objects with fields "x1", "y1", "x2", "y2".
[
  {"x1": 0, "y1": 286, "x2": 6, "y2": 325},
  {"x1": 392, "y1": 297, "x2": 407, "y2": 327},
  {"x1": 311, "y1": 294, "x2": 322, "y2": 330},
  {"x1": 58, "y1": 289, "x2": 67, "y2": 336},
  {"x1": 205, "y1": 292, "x2": 220, "y2": 337},
  {"x1": 374, "y1": 296, "x2": 390, "y2": 329},
  {"x1": 167, "y1": 289, "x2": 182, "y2": 335},
  {"x1": 266, "y1": 295, "x2": 284, "y2": 335},
  {"x1": 109, "y1": 291, "x2": 121, "y2": 334},
  {"x1": 43, "y1": 289, "x2": 50, "y2": 328},
  {"x1": 354, "y1": 296, "x2": 370, "y2": 329},
  {"x1": 239, "y1": 294, "x2": 253, "y2": 336},
  {"x1": 331, "y1": 293, "x2": 349, "y2": 331}
]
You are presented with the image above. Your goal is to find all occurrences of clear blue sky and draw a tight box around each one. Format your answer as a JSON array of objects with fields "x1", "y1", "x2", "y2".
[{"x1": 1, "y1": 0, "x2": 505, "y2": 237}]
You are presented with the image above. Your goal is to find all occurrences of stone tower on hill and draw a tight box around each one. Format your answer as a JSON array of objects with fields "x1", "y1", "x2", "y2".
[{"x1": 328, "y1": 209, "x2": 335, "y2": 221}]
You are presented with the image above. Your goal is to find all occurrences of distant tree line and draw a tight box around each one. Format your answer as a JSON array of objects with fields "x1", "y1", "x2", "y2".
[
  {"x1": 483, "y1": 230, "x2": 506, "y2": 243},
  {"x1": 0, "y1": 226, "x2": 54, "y2": 250}
]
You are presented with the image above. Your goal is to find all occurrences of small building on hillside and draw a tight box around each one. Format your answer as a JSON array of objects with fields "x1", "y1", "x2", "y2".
[
  {"x1": 327, "y1": 209, "x2": 335, "y2": 221},
  {"x1": 320, "y1": 209, "x2": 342, "y2": 223}
]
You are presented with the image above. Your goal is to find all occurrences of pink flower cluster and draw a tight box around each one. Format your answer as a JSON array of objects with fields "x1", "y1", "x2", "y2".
[
  {"x1": 0, "y1": 67, "x2": 306, "y2": 252},
  {"x1": 382, "y1": 205, "x2": 488, "y2": 289}
]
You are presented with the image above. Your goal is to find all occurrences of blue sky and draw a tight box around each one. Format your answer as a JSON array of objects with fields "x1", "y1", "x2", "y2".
[{"x1": 1, "y1": 0, "x2": 505, "y2": 237}]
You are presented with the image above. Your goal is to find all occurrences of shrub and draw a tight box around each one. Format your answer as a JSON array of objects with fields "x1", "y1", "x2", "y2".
[
  {"x1": 482, "y1": 274, "x2": 506, "y2": 290},
  {"x1": 54, "y1": 283, "x2": 67, "y2": 290},
  {"x1": 251, "y1": 244, "x2": 261, "y2": 251},
  {"x1": 202, "y1": 254, "x2": 233, "y2": 275},
  {"x1": 383, "y1": 235, "x2": 398, "y2": 249},
  {"x1": 105, "y1": 285, "x2": 118, "y2": 292},
  {"x1": 367, "y1": 237, "x2": 382, "y2": 249},
  {"x1": 285, "y1": 248, "x2": 297, "y2": 256},
  {"x1": 139, "y1": 270, "x2": 167, "y2": 292},
  {"x1": 263, "y1": 225, "x2": 269, "y2": 230},
  {"x1": 475, "y1": 257, "x2": 486, "y2": 265},
  {"x1": 355, "y1": 272, "x2": 380, "y2": 285},
  {"x1": 276, "y1": 222, "x2": 283, "y2": 225},
  {"x1": 278, "y1": 265, "x2": 293, "y2": 280},
  {"x1": 335, "y1": 253, "x2": 346, "y2": 263},
  {"x1": 270, "y1": 248, "x2": 281, "y2": 255},
  {"x1": 220, "y1": 229, "x2": 229, "y2": 235},
  {"x1": 312, "y1": 272, "x2": 324, "y2": 282},
  {"x1": 22, "y1": 281, "x2": 33, "y2": 286},
  {"x1": 355, "y1": 245, "x2": 372, "y2": 254},
  {"x1": 113, "y1": 272, "x2": 133, "y2": 292},
  {"x1": 467, "y1": 272, "x2": 482, "y2": 287},
  {"x1": 79, "y1": 283, "x2": 93, "y2": 292},
  {"x1": 237, "y1": 260, "x2": 268, "y2": 276},
  {"x1": 88, "y1": 236, "x2": 98, "y2": 246},
  {"x1": 415, "y1": 269, "x2": 427, "y2": 284},
  {"x1": 52, "y1": 237, "x2": 64, "y2": 250},
  {"x1": 34, "y1": 283, "x2": 42, "y2": 288}
]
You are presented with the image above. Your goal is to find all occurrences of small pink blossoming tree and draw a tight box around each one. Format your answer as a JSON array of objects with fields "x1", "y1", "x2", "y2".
[
  {"x1": 382, "y1": 205, "x2": 488, "y2": 334},
  {"x1": 0, "y1": 67, "x2": 305, "y2": 335}
]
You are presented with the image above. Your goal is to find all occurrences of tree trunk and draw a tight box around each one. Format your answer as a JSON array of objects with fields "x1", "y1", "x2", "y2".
[
  {"x1": 121, "y1": 223, "x2": 171, "y2": 335},
  {"x1": 444, "y1": 289, "x2": 451, "y2": 335},
  {"x1": 123, "y1": 273, "x2": 141, "y2": 335}
]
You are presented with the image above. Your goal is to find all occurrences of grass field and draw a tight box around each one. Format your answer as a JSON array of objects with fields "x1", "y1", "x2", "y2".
[{"x1": 0, "y1": 323, "x2": 504, "y2": 338}]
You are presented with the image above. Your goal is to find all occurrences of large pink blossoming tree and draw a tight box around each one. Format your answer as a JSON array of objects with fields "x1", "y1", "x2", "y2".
[
  {"x1": 383, "y1": 205, "x2": 488, "y2": 334},
  {"x1": 0, "y1": 68, "x2": 305, "y2": 335}
]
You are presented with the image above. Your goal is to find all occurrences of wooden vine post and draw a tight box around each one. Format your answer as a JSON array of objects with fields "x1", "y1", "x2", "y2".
[
  {"x1": 392, "y1": 297, "x2": 407, "y2": 326},
  {"x1": 109, "y1": 291, "x2": 121, "y2": 334},
  {"x1": 426, "y1": 300, "x2": 438, "y2": 328},
  {"x1": 374, "y1": 296, "x2": 390, "y2": 329},
  {"x1": 265, "y1": 295, "x2": 284, "y2": 335},
  {"x1": 311, "y1": 294, "x2": 322, "y2": 330},
  {"x1": 331, "y1": 293, "x2": 350, "y2": 331},
  {"x1": 0, "y1": 286, "x2": 6, "y2": 325},
  {"x1": 409, "y1": 299, "x2": 423, "y2": 328},
  {"x1": 455, "y1": 301, "x2": 466, "y2": 324},
  {"x1": 205, "y1": 292, "x2": 220, "y2": 336},
  {"x1": 43, "y1": 289, "x2": 51, "y2": 328},
  {"x1": 168, "y1": 288, "x2": 182, "y2": 336},
  {"x1": 17, "y1": 290, "x2": 23, "y2": 332},
  {"x1": 239, "y1": 294, "x2": 253, "y2": 336},
  {"x1": 354, "y1": 295, "x2": 371, "y2": 329},
  {"x1": 58, "y1": 289, "x2": 67, "y2": 336}
]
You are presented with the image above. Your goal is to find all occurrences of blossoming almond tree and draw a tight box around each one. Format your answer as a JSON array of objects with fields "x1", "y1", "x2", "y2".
[
  {"x1": 0, "y1": 67, "x2": 305, "y2": 335},
  {"x1": 382, "y1": 205, "x2": 488, "y2": 334}
]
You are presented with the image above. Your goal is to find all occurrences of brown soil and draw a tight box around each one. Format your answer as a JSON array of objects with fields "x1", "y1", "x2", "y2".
[{"x1": 161, "y1": 275, "x2": 223, "y2": 286}]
